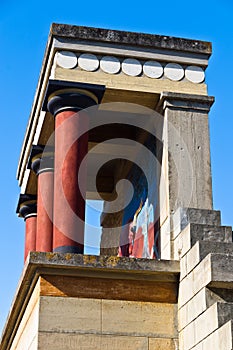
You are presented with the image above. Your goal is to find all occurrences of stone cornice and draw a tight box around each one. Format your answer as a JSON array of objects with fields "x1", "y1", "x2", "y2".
[{"x1": 51, "y1": 23, "x2": 212, "y2": 55}]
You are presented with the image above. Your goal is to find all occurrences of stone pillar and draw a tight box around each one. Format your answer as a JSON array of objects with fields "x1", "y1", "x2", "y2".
[
  {"x1": 157, "y1": 92, "x2": 215, "y2": 260},
  {"x1": 47, "y1": 89, "x2": 98, "y2": 254},
  {"x1": 30, "y1": 145, "x2": 54, "y2": 252},
  {"x1": 17, "y1": 194, "x2": 37, "y2": 262}
]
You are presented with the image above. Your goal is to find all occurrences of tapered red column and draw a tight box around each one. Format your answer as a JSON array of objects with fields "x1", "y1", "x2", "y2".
[
  {"x1": 47, "y1": 89, "x2": 97, "y2": 253},
  {"x1": 30, "y1": 145, "x2": 54, "y2": 252},
  {"x1": 17, "y1": 194, "x2": 37, "y2": 262}
]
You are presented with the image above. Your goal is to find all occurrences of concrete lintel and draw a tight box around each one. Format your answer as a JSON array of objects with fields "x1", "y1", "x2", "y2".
[{"x1": 157, "y1": 92, "x2": 215, "y2": 112}]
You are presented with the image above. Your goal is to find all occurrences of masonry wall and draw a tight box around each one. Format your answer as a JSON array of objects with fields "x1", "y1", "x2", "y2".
[{"x1": 38, "y1": 296, "x2": 178, "y2": 350}]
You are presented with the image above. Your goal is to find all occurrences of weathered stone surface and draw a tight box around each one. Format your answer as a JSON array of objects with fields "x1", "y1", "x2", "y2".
[
  {"x1": 158, "y1": 94, "x2": 214, "y2": 229},
  {"x1": 38, "y1": 333, "x2": 149, "y2": 350},
  {"x1": 181, "y1": 241, "x2": 233, "y2": 280},
  {"x1": 178, "y1": 287, "x2": 224, "y2": 331},
  {"x1": 51, "y1": 23, "x2": 212, "y2": 54},
  {"x1": 149, "y1": 337, "x2": 178, "y2": 349},
  {"x1": 197, "y1": 320, "x2": 233, "y2": 350},
  {"x1": 102, "y1": 300, "x2": 177, "y2": 337},
  {"x1": 179, "y1": 253, "x2": 233, "y2": 307},
  {"x1": 27, "y1": 251, "x2": 180, "y2": 274},
  {"x1": 174, "y1": 223, "x2": 232, "y2": 259},
  {"x1": 39, "y1": 296, "x2": 101, "y2": 333},
  {"x1": 210, "y1": 253, "x2": 233, "y2": 289},
  {"x1": 180, "y1": 302, "x2": 233, "y2": 349},
  {"x1": 172, "y1": 207, "x2": 221, "y2": 240}
]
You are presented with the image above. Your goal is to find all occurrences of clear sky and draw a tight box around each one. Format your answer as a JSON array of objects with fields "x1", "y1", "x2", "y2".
[{"x1": 0, "y1": 0, "x2": 233, "y2": 335}]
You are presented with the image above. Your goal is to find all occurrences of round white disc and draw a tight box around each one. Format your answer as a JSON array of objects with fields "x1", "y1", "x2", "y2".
[
  {"x1": 143, "y1": 61, "x2": 163, "y2": 78},
  {"x1": 56, "y1": 51, "x2": 78, "y2": 69},
  {"x1": 78, "y1": 53, "x2": 99, "y2": 72},
  {"x1": 122, "y1": 58, "x2": 142, "y2": 76},
  {"x1": 164, "y1": 63, "x2": 184, "y2": 81},
  {"x1": 100, "y1": 56, "x2": 121, "y2": 74},
  {"x1": 185, "y1": 66, "x2": 205, "y2": 83}
]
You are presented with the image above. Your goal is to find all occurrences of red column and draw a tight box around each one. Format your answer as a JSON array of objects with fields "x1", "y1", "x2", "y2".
[
  {"x1": 18, "y1": 196, "x2": 37, "y2": 262},
  {"x1": 36, "y1": 170, "x2": 53, "y2": 251},
  {"x1": 30, "y1": 149, "x2": 54, "y2": 252},
  {"x1": 47, "y1": 90, "x2": 97, "y2": 254},
  {"x1": 24, "y1": 216, "x2": 37, "y2": 261}
]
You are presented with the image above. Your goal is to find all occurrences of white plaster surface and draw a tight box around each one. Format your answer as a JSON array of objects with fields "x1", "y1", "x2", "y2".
[
  {"x1": 78, "y1": 53, "x2": 99, "y2": 71},
  {"x1": 56, "y1": 51, "x2": 78, "y2": 69},
  {"x1": 122, "y1": 58, "x2": 142, "y2": 76},
  {"x1": 164, "y1": 63, "x2": 184, "y2": 81},
  {"x1": 100, "y1": 56, "x2": 121, "y2": 74},
  {"x1": 143, "y1": 61, "x2": 163, "y2": 78},
  {"x1": 185, "y1": 65, "x2": 205, "y2": 83}
]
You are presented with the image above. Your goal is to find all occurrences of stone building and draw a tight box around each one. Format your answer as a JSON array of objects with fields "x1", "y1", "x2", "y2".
[{"x1": 0, "y1": 23, "x2": 232, "y2": 350}]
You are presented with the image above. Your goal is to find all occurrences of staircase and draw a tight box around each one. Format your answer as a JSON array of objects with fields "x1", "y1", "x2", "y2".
[{"x1": 174, "y1": 208, "x2": 233, "y2": 350}]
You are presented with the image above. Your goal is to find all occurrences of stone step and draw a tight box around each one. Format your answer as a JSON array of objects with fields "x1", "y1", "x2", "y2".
[
  {"x1": 173, "y1": 223, "x2": 232, "y2": 259},
  {"x1": 180, "y1": 302, "x2": 233, "y2": 350},
  {"x1": 180, "y1": 240, "x2": 233, "y2": 280},
  {"x1": 172, "y1": 207, "x2": 221, "y2": 240},
  {"x1": 178, "y1": 287, "x2": 228, "y2": 331},
  {"x1": 179, "y1": 253, "x2": 233, "y2": 307},
  {"x1": 193, "y1": 319, "x2": 233, "y2": 350}
]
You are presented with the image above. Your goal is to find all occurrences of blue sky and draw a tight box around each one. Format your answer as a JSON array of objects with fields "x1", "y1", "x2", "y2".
[{"x1": 0, "y1": 0, "x2": 233, "y2": 335}]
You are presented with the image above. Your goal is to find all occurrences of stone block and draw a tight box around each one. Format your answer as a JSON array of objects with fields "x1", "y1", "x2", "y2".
[
  {"x1": 180, "y1": 302, "x2": 233, "y2": 349},
  {"x1": 183, "y1": 240, "x2": 200, "y2": 279},
  {"x1": 183, "y1": 241, "x2": 233, "y2": 280},
  {"x1": 179, "y1": 288, "x2": 207, "y2": 331},
  {"x1": 172, "y1": 207, "x2": 221, "y2": 240},
  {"x1": 210, "y1": 253, "x2": 233, "y2": 289},
  {"x1": 180, "y1": 321, "x2": 195, "y2": 349},
  {"x1": 179, "y1": 253, "x2": 233, "y2": 307},
  {"x1": 178, "y1": 287, "x2": 225, "y2": 330},
  {"x1": 173, "y1": 223, "x2": 232, "y2": 260},
  {"x1": 179, "y1": 254, "x2": 212, "y2": 306},
  {"x1": 39, "y1": 296, "x2": 101, "y2": 333},
  {"x1": 102, "y1": 299, "x2": 177, "y2": 337},
  {"x1": 38, "y1": 333, "x2": 149, "y2": 350},
  {"x1": 193, "y1": 320, "x2": 233, "y2": 350}
]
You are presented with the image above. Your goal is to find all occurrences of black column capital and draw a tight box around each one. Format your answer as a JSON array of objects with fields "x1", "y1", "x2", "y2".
[
  {"x1": 42, "y1": 80, "x2": 105, "y2": 117},
  {"x1": 16, "y1": 194, "x2": 37, "y2": 220},
  {"x1": 28, "y1": 145, "x2": 54, "y2": 175}
]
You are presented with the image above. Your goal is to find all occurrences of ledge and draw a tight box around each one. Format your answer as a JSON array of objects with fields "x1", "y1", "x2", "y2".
[{"x1": 51, "y1": 23, "x2": 212, "y2": 55}]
